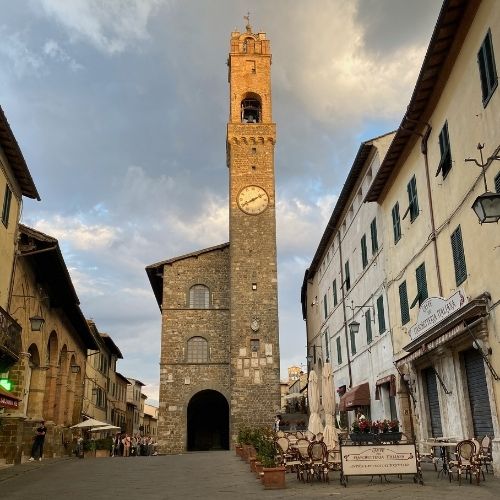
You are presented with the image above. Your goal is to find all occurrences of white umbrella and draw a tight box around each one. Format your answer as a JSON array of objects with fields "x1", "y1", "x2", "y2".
[
  {"x1": 307, "y1": 370, "x2": 322, "y2": 434},
  {"x1": 70, "y1": 418, "x2": 108, "y2": 429},
  {"x1": 322, "y1": 362, "x2": 338, "y2": 449},
  {"x1": 90, "y1": 424, "x2": 121, "y2": 432}
]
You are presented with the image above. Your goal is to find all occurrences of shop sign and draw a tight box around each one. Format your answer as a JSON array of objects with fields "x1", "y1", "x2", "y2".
[
  {"x1": 0, "y1": 394, "x2": 19, "y2": 409},
  {"x1": 409, "y1": 289, "x2": 467, "y2": 341},
  {"x1": 341, "y1": 444, "x2": 418, "y2": 477}
]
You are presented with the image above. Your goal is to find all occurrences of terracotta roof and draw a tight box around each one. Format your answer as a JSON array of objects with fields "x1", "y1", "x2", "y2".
[
  {"x1": 365, "y1": 0, "x2": 481, "y2": 202},
  {"x1": 145, "y1": 242, "x2": 230, "y2": 308},
  {"x1": 0, "y1": 106, "x2": 40, "y2": 200}
]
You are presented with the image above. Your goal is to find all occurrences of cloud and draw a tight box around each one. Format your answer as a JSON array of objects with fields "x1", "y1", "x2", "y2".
[
  {"x1": 43, "y1": 39, "x2": 83, "y2": 71},
  {"x1": 0, "y1": 27, "x2": 44, "y2": 78},
  {"x1": 36, "y1": 0, "x2": 168, "y2": 55}
]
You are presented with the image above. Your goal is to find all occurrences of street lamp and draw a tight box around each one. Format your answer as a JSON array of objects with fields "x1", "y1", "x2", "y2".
[
  {"x1": 28, "y1": 314, "x2": 45, "y2": 332},
  {"x1": 348, "y1": 320, "x2": 360, "y2": 336},
  {"x1": 465, "y1": 144, "x2": 500, "y2": 224},
  {"x1": 71, "y1": 364, "x2": 81, "y2": 374}
]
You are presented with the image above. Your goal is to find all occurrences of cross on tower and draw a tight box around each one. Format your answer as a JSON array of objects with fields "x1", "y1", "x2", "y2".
[{"x1": 244, "y1": 12, "x2": 251, "y2": 32}]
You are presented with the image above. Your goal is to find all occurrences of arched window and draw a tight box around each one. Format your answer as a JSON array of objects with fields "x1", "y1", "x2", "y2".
[
  {"x1": 187, "y1": 337, "x2": 209, "y2": 363},
  {"x1": 189, "y1": 284, "x2": 210, "y2": 308}
]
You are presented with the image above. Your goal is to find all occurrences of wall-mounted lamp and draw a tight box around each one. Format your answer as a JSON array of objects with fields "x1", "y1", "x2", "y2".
[
  {"x1": 465, "y1": 143, "x2": 500, "y2": 224},
  {"x1": 28, "y1": 315, "x2": 45, "y2": 332},
  {"x1": 348, "y1": 320, "x2": 360, "y2": 336},
  {"x1": 306, "y1": 345, "x2": 319, "y2": 363},
  {"x1": 70, "y1": 364, "x2": 81, "y2": 374}
]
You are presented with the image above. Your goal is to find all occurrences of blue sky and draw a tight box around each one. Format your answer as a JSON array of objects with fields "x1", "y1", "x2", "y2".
[{"x1": 1, "y1": 0, "x2": 441, "y2": 402}]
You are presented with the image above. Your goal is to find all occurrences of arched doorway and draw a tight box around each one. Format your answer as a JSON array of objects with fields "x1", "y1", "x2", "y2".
[{"x1": 187, "y1": 390, "x2": 229, "y2": 451}]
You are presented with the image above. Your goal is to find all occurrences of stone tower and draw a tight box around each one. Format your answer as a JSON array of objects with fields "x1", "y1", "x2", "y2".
[
  {"x1": 146, "y1": 22, "x2": 280, "y2": 454},
  {"x1": 227, "y1": 21, "x2": 280, "y2": 437}
]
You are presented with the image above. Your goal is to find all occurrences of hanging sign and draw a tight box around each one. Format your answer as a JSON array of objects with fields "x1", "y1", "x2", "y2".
[{"x1": 408, "y1": 289, "x2": 467, "y2": 341}]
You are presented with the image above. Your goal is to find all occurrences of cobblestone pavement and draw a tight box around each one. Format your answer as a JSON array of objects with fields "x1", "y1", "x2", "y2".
[{"x1": 0, "y1": 451, "x2": 498, "y2": 499}]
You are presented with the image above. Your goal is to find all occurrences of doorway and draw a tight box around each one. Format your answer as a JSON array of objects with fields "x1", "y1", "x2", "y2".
[{"x1": 187, "y1": 390, "x2": 229, "y2": 451}]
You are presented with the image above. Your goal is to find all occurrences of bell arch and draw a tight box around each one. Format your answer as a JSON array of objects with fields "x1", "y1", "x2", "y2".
[{"x1": 187, "y1": 389, "x2": 229, "y2": 451}]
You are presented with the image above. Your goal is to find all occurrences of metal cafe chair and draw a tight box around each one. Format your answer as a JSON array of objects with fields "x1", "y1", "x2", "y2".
[{"x1": 448, "y1": 440, "x2": 480, "y2": 486}]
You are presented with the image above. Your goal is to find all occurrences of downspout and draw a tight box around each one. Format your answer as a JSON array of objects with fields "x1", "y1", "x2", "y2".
[
  {"x1": 401, "y1": 116, "x2": 443, "y2": 296},
  {"x1": 338, "y1": 232, "x2": 353, "y2": 389}
]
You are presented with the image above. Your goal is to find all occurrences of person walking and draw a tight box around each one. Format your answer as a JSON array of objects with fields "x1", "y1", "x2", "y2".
[{"x1": 29, "y1": 420, "x2": 47, "y2": 461}]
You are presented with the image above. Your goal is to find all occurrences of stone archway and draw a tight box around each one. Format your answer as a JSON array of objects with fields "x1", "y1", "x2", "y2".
[{"x1": 187, "y1": 390, "x2": 229, "y2": 451}]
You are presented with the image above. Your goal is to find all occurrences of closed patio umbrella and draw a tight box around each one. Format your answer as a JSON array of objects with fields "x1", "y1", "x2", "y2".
[
  {"x1": 322, "y1": 362, "x2": 338, "y2": 449},
  {"x1": 307, "y1": 370, "x2": 322, "y2": 435}
]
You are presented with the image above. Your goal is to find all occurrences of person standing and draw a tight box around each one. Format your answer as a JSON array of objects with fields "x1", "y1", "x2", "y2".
[
  {"x1": 122, "y1": 433, "x2": 131, "y2": 457},
  {"x1": 274, "y1": 415, "x2": 282, "y2": 432},
  {"x1": 29, "y1": 420, "x2": 47, "y2": 461}
]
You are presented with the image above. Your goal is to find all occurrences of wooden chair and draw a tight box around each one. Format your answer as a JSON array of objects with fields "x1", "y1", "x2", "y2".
[
  {"x1": 326, "y1": 440, "x2": 342, "y2": 473},
  {"x1": 479, "y1": 436, "x2": 493, "y2": 474},
  {"x1": 307, "y1": 440, "x2": 329, "y2": 482},
  {"x1": 448, "y1": 440, "x2": 480, "y2": 485}
]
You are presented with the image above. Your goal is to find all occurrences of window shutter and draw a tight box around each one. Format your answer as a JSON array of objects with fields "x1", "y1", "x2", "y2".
[
  {"x1": 451, "y1": 226, "x2": 467, "y2": 286},
  {"x1": 365, "y1": 310, "x2": 372, "y2": 344},
  {"x1": 361, "y1": 235, "x2": 368, "y2": 268},
  {"x1": 478, "y1": 30, "x2": 498, "y2": 104},
  {"x1": 1, "y1": 185, "x2": 12, "y2": 227},
  {"x1": 415, "y1": 263, "x2": 428, "y2": 305},
  {"x1": 495, "y1": 172, "x2": 500, "y2": 193},
  {"x1": 399, "y1": 281, "x2": 410, "y2": 325},
  {"x1": 377, "y1": 295, "x2": 386, "y2": 334},
  {"x1": 436, "y1": 122, "x2": 452, "y2": 177},
  {"x1": 332, "y1": 279, "x2": 338, "y2": 306},
  {"x1": 324, "y1": 330, "x2": 330, "y2": 361},
  {"x1": 344, "y1": 261, "x2": 350, "y2": 291},
  {"x1": 370, "y1": 218, "x2": 378, "y2": 254},
  {"x1": 323, "y1": 294, "x2": 328, "y2": 319},
  {"x1": 336, "y1": 337, "x2": 342, "y2": 365},
  {"x1": 407, "y1": 176, "x2": 419, "y2": 221},
  {"x1": 350, "y1": 329, "x2": 356, "y2": 355},
  {"x1": 392, "y1": 202, "x2": 401, "y2": 243}
]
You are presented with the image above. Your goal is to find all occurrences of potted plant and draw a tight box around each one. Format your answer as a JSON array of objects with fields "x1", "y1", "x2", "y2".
[
  {"x1": 349, "y1": 418, "x2": 373, "y2": 443},
  {"x1": 257, "y1": 430, "x2": 285, "y2": 489},
  {"x1": 94, "y1": 437, "x2": 112, "y2": 457},
  {"x1": 83, "y1": 439, "x2": 96, "y2": 458},
  {"x1": 378, "y1": 419, "x2": 402, "y2": 442}
]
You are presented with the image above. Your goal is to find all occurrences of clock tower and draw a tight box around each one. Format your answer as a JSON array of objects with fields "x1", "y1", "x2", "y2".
[{"x1": 227, "y1": 21, "x2": 280, "y2": 440}]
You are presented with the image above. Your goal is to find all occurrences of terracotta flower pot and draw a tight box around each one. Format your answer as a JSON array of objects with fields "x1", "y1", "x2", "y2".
[
  {"x1": 235, "y1": 445, "x2": 242, "y2": 457},
  {"x1": 255, "y1": 461, "x2": 263, "y2": 479},
  {"x1": 249, "y1": 457, "x2": 257, "y2": 472},
  {"x1": 261, "y1": 466, "x2": 286, "y2": 489}
]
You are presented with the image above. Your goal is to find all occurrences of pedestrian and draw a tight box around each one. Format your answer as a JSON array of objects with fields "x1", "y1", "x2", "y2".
[
  {"x1": 29, "y1": 420, "x2": 47, "y2": 461},
  {"x1": 122, "y1": 433, "x2": 131, "y2": 457},
  {"x1": 274, "y1": 415, "x2": 281, "y2": 432}
]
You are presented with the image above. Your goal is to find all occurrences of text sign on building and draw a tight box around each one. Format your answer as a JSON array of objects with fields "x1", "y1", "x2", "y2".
[
  {"x1": 408, "y1": 289, "x2": 467, "y2": 341},
  {"x1": 341, "y1": 444, "x2": 418, "y2": 476}
]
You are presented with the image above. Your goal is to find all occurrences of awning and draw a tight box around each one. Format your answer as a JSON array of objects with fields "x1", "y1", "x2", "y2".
[
  {"x1": 339, "y1": 382, "x2": 370, "y2": 411},
  {"x1": 0, "y1": 387, "x2": 20, "y2": 409}
]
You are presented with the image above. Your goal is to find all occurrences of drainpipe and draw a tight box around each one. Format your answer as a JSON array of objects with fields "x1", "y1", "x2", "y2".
[
  {"x1": 338, "y1": 232, "x2": 353, "y2": 389},
  {"x1": 401, "y1": 116, "x2": 443, "y2": 297}
]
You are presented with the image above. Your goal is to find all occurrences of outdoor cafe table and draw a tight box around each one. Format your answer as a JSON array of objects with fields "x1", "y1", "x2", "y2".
[{"x1": 421, "y1": 441, "x2": 458, "y2": 477}]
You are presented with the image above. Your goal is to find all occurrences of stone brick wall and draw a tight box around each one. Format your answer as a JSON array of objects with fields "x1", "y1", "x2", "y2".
[{"x1": 158, "y1": 246, "x2": 230, "y2": 454}]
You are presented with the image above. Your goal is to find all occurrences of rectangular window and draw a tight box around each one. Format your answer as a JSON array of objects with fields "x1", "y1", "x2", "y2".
[
  {"x1": 344, "y1": 261, "x2": 351, "y2": 291},
  {"x1": 451, "y1": 226, "x2": 467, "y2": 286},
  {"x1": 412, "y1": 263, "x2": 428, "y2": 308},
  {"x1": 324, "y1": 330, "x2": 330, "y2": 362},
  {"x1": 336, "y1": 337, "x2": 342, "y2": 365},
  {"x1": 478, "y1": 29, "x2": 498, "y2": 106},
  {"x1": 332, "y1": 280, "x2": 338, "y2": 306},
  {"x1": 392, "y1": 202, "x2": 401, "y2": 244},
  {"x1": 350, "y1": 328, "x2": 357, "y2": 355},
  {"x1": 399, "y1": 281, "x2": 410, "y2": 325},
  {"x1": 405, "y1": 175, "x2": 419, "y2": 222},
  {"x1": 377, "y1": 295, "x2": 386, "y2": 334},
  {"x1": 360, "y1": 234, "x2": 368, "y2": 268},
  {"x1": 436, "y1": 121, "x2": 452, "y2": 178},
  {"x1": 370, "y1": 218, "x2": 378, "y2": 254},
  {"x1": 495, "y1": 172, "x2": 500, "y2": 193},
  {"x1": 1, "y1": 185, "x2": 12, "y2": 228},
  {"x1": 323, "y1": 294, "x2": 328, "y2": 320},
  {"x1": 365, "y1": 310, "x2": 372, "y2": 344}
]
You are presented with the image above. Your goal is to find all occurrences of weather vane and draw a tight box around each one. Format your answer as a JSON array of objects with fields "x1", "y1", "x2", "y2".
[{"x1": 244, "y1": 11, "x2": 251, "y2": 32}]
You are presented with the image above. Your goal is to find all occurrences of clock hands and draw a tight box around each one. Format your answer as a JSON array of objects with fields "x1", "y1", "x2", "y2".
[{"x1": 241, "y1": 192, "x2": 265, "y2": 207}]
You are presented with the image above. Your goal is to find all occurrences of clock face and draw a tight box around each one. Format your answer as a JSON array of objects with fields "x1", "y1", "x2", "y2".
[{"x1": 237, "y1": 185, "x2": 269, "y2": 215}]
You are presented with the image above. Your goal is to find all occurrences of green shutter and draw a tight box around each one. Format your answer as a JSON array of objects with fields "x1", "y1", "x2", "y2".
[
  {"x1": 324, "y1": 331, "x2": 330, "y2": 361},
  {"x1": 336, "y1": 337, "x2": 342, "y2": 365},
  {"x1": 415, "y1": 263, "x2": 428, "y2": 304},
  {"x1": 365, "y1": 310, "x2": 372, "y2": 344},
  {"x1": 495, "y1": 172, "x2": 500, "y2": 193},
  {"x1": 451, "y1": 226, "x2": 467, "y2": 286},
  {"x1": 350, "y1": 329, "x2": 356, "y2": 355},
  {"x1": 377, "y1": 295, "x2": 386, "y2": 333},
  {"x1": 437, "y1": 121, "x2": 452, "y2": 177},
  {"x1": 392, "y1": 202, "x2": 401, "y2": 243},
  {"x1": 361, "y1": 235, "x2": 368, "y2": 268},
  {"x1": 370, "y1": 218, "x2": 378, "y2": 254},
  {"x1": 399, "y1": 281, "x2": 410, "y2": 325},
  {"x1": 407, "y1": 175, "x2": 419, "y2": 221},
  {"x1": 345, "y1": 261, "x2": 350, "y2": 291},
  {"x1": 332, "y1": 279, "x2": 338, "y2": 306},
  {"x1": 323, "y1": 294, "x2": 328, "y2": 319},
  {"x1": 2, "y1": 185, "x2": 12, "y2": 227},
  {"x1": 478, "y1": 30, "x2": 498, "y2": 104}
]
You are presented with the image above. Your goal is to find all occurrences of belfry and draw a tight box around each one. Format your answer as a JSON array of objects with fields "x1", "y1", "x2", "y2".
[{"x1": 146, "y1": 20, "x2": 280, "y2": 453}]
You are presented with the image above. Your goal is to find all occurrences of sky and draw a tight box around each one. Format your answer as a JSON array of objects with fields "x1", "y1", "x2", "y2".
[{"x1": 1, "y1": 0, "x2": 442, "y2": 404}]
